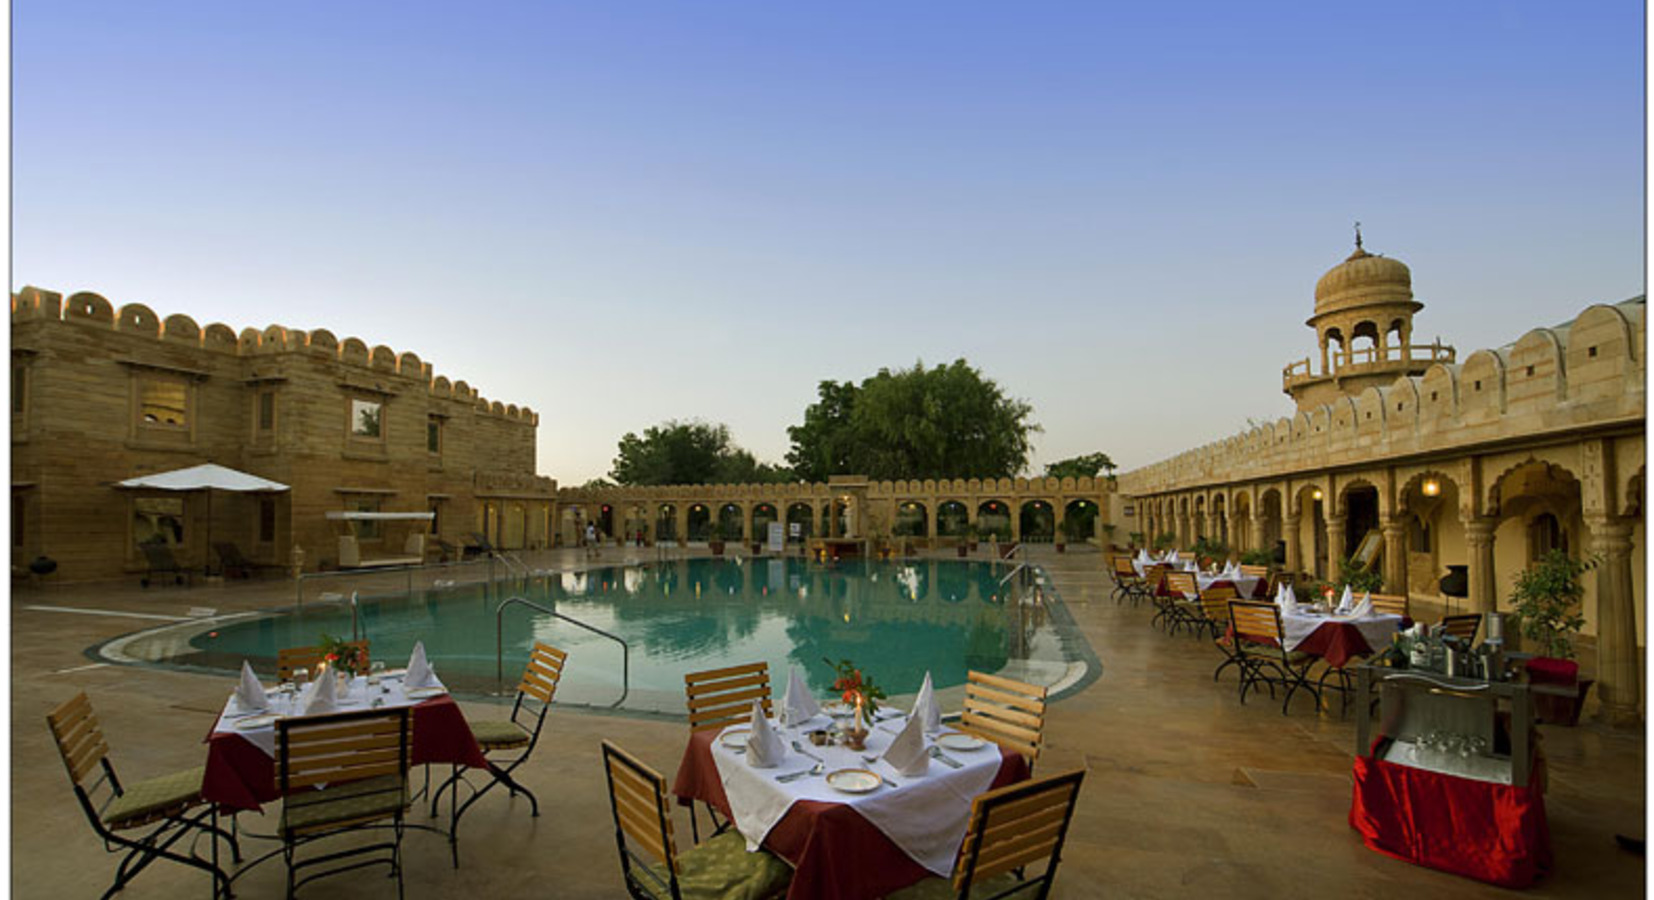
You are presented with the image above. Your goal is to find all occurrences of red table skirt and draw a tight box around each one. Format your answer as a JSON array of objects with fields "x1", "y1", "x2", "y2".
[
  {"x1": 673, "y1": 729, "x2": 1030, "y2": 900},
  {"x1": 1350, "y1": 741, "x2": 1551, "y2": 888},
  {"x1": 202, "y1": 696, "x2": 489, "y2": 812},
  {"x1": 1294, "y1": 621, "x2": 1376, "y2": 669}
]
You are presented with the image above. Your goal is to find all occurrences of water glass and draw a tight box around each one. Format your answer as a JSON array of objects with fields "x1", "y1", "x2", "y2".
[{"x1": 368, "y1": 660, "x2": 386, "y2": 686}]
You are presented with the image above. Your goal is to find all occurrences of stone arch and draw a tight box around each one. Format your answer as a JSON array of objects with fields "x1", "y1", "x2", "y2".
[
  {"x1": 1019, "y1": 499, "x2": 1055, "y2": 542},
  {"x1": 893, "y1": 500, "x2": 927, "y2": 538},
  {"x1": 116, "y1": 303, "x2": 160, "y2": 335},
  {"x1": 977, "y1": 499, "x2": 1011, "y2": 539},
  {"x1": 1397, "y1": 469, "x2": 1460, "y2": 515},
  {"x1": 1487, "y1": 457, "x2": 1582, "y2": 519},
  {"x1": 161, "y1": 313, "x2": 200, "y2": 344},
  {"x1": 1351, "y1": 318, "x2": 1381, "y2": 352},
  {"x1": 65, "y1": 291, "x2": 114, "y2": 323}
]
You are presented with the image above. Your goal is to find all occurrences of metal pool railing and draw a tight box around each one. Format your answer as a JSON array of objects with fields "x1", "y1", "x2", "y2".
[{"x1": 495, "y1": 595, "x2": 630, "y2": 707}]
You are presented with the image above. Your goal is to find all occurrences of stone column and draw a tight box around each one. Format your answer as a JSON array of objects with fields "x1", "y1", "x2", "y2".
[
  {"x1": 1178, "y1": 513, "x2": 1191, "y2": 548},
  {"x1": 1010, "y1": 505, "x2": 1022, "y2": 542},
  {"x1": 1462, "y1": 516, "x2": 1497, "y2": 614},
  {"x1": 1381, "y1": 517, "x2": 1409, "y2": 594},
  {"x1": 675, "y1": 505, "x2": 688, "y2": 544},
  {"x1": 1587, "y1": 516, "x2": 1641, "y2": 725},
  {"x1": 1284, "y1": 514, "x2": 1302, "y2": 575},
  {"x1": 1325, "y1": 515, "x2": 1347, "y2": 579},
  {"x1": 740, "y1": 504, "x2": 752, "y2": 542},
  {"x1": 1250, "y1": 515, "x2": 1267, "y2": 557}
]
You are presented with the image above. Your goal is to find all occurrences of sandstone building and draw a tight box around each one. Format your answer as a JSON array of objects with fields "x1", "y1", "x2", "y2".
[
  {"x1": 11, "y1": 287, "x2": 555, "y2": 582},
  {"x1": 1118, "y1": 242, "x2": 1646, "y2": 724}
]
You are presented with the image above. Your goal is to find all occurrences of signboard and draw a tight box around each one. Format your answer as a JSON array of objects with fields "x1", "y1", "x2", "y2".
[
  {"x1": 767, "y1": 521, "x2": 786, "y2": 552},
  {"x1": 789, "y1": 522, "x2": 802, "y2": 538}
]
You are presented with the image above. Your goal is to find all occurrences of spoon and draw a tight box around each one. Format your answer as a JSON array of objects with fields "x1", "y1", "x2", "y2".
[
  {"x1": 778, "y1": 762, "x2": 824, "y2": 783},
  {"x1": 791, "y1": 740, "x2": 824, "y2": 763}
]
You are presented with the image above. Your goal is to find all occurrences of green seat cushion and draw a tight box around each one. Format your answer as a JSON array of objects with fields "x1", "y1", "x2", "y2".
[
  {"x1": 281, "y1": 775, "x2": 407, "y2": 837},
  {"x1": 641, "y1": 831, "x2": 791, "y2": 900},
  {"x1": 886, "y1": 870, "x2": 1022, "y2": 899},
  {"x1": 469, "y1": 719, "x2": 530, "y2": 749},
  {"x1": 102, "y1": 766, "x2": 204, "y2": 829}
]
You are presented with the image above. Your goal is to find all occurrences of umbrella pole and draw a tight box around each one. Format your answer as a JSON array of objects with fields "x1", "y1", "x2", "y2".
[{"x1": 205, "y1": 490, "x2": 214, "y2": 578}]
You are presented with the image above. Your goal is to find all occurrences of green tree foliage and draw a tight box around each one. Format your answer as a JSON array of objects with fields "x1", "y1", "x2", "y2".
[
  {"x1": 610, "y1": 420, "x2": 792, "y2": 486},
  {"x1": 786, "y1": 360, "x2": 1038, "y2": 481},
  {"x1": 1043, "y1": 452, "x2": 1116, "y2": 480}
]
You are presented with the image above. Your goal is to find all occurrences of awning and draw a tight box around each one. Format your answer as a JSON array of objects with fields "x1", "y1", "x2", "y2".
[
  {"x1": 325, "y1": 511, "x2": 436, "y2": 521},
  {"x1": 117, "y1": 463, "x2": 289, "y2": 493}
]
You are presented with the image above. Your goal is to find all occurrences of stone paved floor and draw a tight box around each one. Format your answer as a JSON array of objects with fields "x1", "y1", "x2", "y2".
[{"x1": 11, "y1": 547, "x2": 1646, "y2": 898}]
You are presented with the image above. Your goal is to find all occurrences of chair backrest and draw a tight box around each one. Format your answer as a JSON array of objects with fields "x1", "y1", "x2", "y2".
[
  {"x1": 1228, "y1": 601, "x2": 1285, "y2": 645},
  {"x1": 1197, "y1": 584, "x2": 1239, "y2": 625},
  {"x1": 277, "y1": 640, "x2": 370, "y2": 681},
  {"x1": 47, "y1": 692, "x2": 113, "y2": 803},
  {"x1": 276, "y1": 706, "x2": 411, "y2": 795},
  {"x1": 1141, "y1": 564, "x2": 1168, "y2": 595},
  {"x1": 1110, "y1": 557, "x2": 1139, "y2": 580},
  {"x1": 1263, "y1": 571, "x2": 1292, "y2": 599},
  {"x1": 960, "y1": 671, "x2": 1047, "y2": 763},
  {"x1": 1238, "y1": 564, "x2": 1269, "y2": 579},
  {"x1": 954, "y1": 769, "x2": 1086, "y2": 897},
  {"x1": 1369, "y1": 593, "x2": 1409, "y2": 618},
  {"x1": 1163, "y1": 570, "x2": 1198, "y2": 599},
  {"x1": 684, "y1": 662, "x2": 772, "y2": 733},
  {"x1": 512, "y1": 642, "x2": 568, "y2": 734},
  {"x1": 601, "y1": 740, "x2": 682, "y2": 899},
  {"x1": 1440, "y1": 613, "x2": 1481, "y2": 643}
]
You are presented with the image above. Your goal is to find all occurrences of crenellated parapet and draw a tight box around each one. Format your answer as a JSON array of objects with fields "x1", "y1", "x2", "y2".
[
  {"x1": 556, "y1": 475, "x2": 1113, "y2": 506},
  {"x1": 1120, "y1": 297, "x2": 1646, "y2": 496},
  {"x1": 11, "y1": 286, "x2": 536, "y2": 426}
]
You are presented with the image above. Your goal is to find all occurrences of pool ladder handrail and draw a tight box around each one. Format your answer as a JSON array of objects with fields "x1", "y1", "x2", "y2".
[
  {"x1": 495, "y1": 595, "x2": 630, "y2": 707},
  {"x1": 309, "y1": 590, "x2": 364, "y2": 641}
]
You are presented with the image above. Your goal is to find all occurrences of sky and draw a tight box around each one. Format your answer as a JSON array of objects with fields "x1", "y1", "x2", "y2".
[{"x1": 12, "y1": 2, "x2": 1646, "y2": 486}]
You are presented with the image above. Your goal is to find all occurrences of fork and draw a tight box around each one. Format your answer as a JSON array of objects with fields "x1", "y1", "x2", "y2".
[
  {"x1": 928, "y1": 746, "x2": 963, "y2": 769},
  {"x1": 776, "y1": 762, "x2": 824, "y2": 783}
]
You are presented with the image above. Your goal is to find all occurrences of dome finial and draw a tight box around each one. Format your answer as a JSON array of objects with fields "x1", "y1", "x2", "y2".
[{"x1": 1354, "y1": 220, "x2": 1363, "y2": 251}]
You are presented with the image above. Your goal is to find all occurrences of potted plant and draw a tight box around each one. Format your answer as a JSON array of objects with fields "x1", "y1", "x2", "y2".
[
  {"x1": 960, "y1": 524, "x2": 979, "y2": 557},
  {"x1": 1152, "y1": 531, "x2": 1177, "y2": 552},
  {"x1": 1128, "y1": 531, "x2": 1145, "y2": 551},
  {"x1": 1510, "y1": 550, "x2": 1597, "y2": 725},
  {"x1": 1239, "y1": 548, "x2": 1275, "y2": 569},
  {"x1": 707, "y1": 522, "x2": 725, "y2": 556}
]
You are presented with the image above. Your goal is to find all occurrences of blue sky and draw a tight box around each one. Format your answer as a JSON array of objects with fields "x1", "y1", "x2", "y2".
[{"x1": 13, "y1": 2, "x2": 1645, "y2": 484}]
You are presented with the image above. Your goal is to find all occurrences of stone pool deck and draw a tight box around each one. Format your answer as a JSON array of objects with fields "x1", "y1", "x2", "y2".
[{"x1": 10, "y1": 547, "x2": 1646, "y2": 897}]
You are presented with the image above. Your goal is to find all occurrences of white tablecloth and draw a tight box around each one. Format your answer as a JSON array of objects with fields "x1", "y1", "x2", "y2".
[
  {"x1": 211, "y1": 672, "x2": 443, "y2": 757},
  {"x1": 1132, "y1": 559, "x2": 1195, "y2": 577},
  {"x1": 711, "y1": 713, "x2": 1000, "y2": 877},
  {"x1": 1280, "y1": 611, "x2": 1403, "y2": 652}
]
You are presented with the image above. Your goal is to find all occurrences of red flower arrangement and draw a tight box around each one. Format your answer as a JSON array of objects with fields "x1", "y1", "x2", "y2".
[
  {"x1": 824, "y1": 657, "x2": 886, "y2": 717},
  {"x1": 318, "y1": 633, "x2": 367, "y2": 677}
]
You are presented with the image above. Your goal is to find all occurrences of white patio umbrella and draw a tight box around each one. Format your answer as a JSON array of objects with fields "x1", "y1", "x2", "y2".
[{"x1": 116, "y1": 463, "x2": 290, "y2": 574}]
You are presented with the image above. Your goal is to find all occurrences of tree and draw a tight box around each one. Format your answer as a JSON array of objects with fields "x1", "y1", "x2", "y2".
[
  {"x1": 610, "y1": 420, "x2": 792, "y2": 486},
  {"x1": 1044, "y1": 452, "x2": 1116, "y2": 480},
  {"x1": 786, "y1": 360, "x2": 1038, "y2": 481}
]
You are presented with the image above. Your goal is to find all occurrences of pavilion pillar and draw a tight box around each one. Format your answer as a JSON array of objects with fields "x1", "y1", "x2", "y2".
[
  {"x1": 1381, "y1": 517, "x2": 1409, "y2": 595},
  {"x1": 1462, "y1": 516, "x2": 1497, "y2": 614},
  {"x1": 1588, "y1": 516, "x2": 1641, "y2": 726},
  {"x1": 675, "y1": 505, "x2": 688, "y2": 544},
  {"x1": 741, "y1": 504, "x2": 752, "y2": 542},
  {"x1": 1250, "y1": 515, "x2": 1266, "y2": 556},
  {"x1": 1284, "y1": 514, "x2": 1302, "y2": 576},
  {"x1": 1325, "y1": 515, "x2": 1347, "y2": 578}
]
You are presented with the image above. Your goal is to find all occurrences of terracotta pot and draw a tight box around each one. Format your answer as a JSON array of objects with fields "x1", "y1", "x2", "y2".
[
  {"x1": 709, "y1": 540, "x2": 725, "y2": 556},
  {"x1": 956, "y1": 543, "x2": 968, "y2": 558}
]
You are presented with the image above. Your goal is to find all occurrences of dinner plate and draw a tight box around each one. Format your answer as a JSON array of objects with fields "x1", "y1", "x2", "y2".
[
  {"x1": 719, "y1": 728, "x2": 751, "y2": 750},
  {"x1": 405, "y1": 686, "x2": 448, "y2": 699},
  {"x1": 234, "y1": 714, "x2": 282, "y2": 730},
  {"x1": 937, "y1": 733, "x2": 986, "y2": 751},
  {"x1": 825, "y1": 768, "x2": 881, "y2": 794}
]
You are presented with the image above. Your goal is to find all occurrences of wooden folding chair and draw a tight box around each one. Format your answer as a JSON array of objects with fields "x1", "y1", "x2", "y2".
[
  {"x1": 1262, "y1": 570, "x2": 1293, "y2": 601},
  {"x1": 1195, "y1": 585, "x2": 1244, "y2": 684},
  {"x1": 1238, "y1": 564, "x2": 1269, "y2": 579},
  {"x1": 1440, "y1": 613, "x2": 1481, "y2": 643},
  {"x1": 1109, "y1": 557, "x2": 1144, "y2": 605},
  {"x1": 1161, "y1": 571, "x2": 1204, "y2": 637},
  {"x1": 601, "y1": 740, "x2": 791, "y2": 900},
  {"x1": 1228, "y1": 601, "x2": 1321, "y2": 715},
  {"x1": 277, "y1": 641, "x2": 370, "y2": 682},
  {"x1": 890, "y1": 769, "x2": 1087, "y2": 900},
  {"x1": 1369, "y1": 593, "x2": 1409, "y2": 619},
  {"x1": 47, "y1": 692, "x2": 237, "y2": 899},
  {"x1": 959, "y1": 671, "x2": 1047, "y2": 770},
  {"x1": 277, "y1": 707, "x2": 412, "y2": 897},
  {"x1": 683, "y1": 662, "x2": 771, "y2": 841},
  {"x1": 434, "y1": 642, "x2": 566, "y2": 866}
]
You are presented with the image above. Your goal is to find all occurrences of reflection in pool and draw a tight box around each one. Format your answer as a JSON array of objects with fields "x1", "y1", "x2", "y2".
[{"x1": 148, "y1": 558, "x2": 1095, "y2": 715}]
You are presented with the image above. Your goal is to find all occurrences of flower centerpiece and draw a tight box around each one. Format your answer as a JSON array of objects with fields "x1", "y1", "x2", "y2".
[
  {"x1": 318, "y1": 633, "x2": 367, "y2": 677},
  {"x1": 824, "y1": 657, "x2": 886, "y2": 749}
]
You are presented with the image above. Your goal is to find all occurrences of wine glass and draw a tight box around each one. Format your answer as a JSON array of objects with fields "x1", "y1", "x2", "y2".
[{"x1": 369, "y1": 660, "x2": 386, "y2": 685}]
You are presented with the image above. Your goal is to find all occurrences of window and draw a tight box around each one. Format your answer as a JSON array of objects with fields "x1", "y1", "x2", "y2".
[
  {"x1": 351, "y1": 399, "x2": 382, "y2": 438},
  {"x1": 133, "y1": 496, "x2": 186, "y2": 550},
  {"x1": 258, "y1": 498, "x2": 277, "y2": 544},
  {"x1": 258, "y1": 391, "x2": 276, "y2": 433},
  {"x1": 427, "y1": 415, "x2": 443, "y2": 454},
  {"x1": 140, "y1": 378, "x2": 189, "y2": 427}
]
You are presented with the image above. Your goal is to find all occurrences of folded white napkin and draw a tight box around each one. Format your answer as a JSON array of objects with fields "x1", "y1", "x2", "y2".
[
  {"x1": 1281, "y1": 584, "x2": 1298, "y2": 615},
  {"x1": 910, "y1": 671, "x2": 941, "y2": 737},
  {"x1": 405, "y1": 641, "x2": 438, "y2": 689},
  {"x1": 744, "y1": 700, "x2": 786, "y2": 768},
  {"x1": 1336, "y1": 585, "x2": 1354, "y2": 615},
  {"x1": 1273, "y1": 581, "x2": 1286, "y2": 604},
  {"x1": 236, "y1": 660, "x2": 269, "y2": 712},
  {"x1": 1348, "y1": 592, "x2": 1375, "y2": 619},
  {"x1": 880, "y1": 710, "x2": 930, "y2": 777},
  {"x1": 1136, "y1": 549, "x2": 1151, "y2": 563},
  {"x1": 303, "y1": 667, "x2": 339, "y2": 715},
  {"x1": 780, "y1": 666, "x2": 820, "y2": 727}
]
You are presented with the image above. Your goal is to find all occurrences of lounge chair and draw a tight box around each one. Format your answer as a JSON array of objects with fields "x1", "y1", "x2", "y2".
[
  {"x1": 464, "y1": 531, "x2": 497, "y2": 559},
  {"x1": 139, "y1": 542, "x2": 191, "y2": 588},
  {"x1": 212, "y1": 541, "x2": 281, "y2": 579}
]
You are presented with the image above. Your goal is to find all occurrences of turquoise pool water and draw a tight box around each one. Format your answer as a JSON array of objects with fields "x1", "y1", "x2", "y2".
[{"x1": 129, "y1": 558, "x2": 1094, "y2": 715}]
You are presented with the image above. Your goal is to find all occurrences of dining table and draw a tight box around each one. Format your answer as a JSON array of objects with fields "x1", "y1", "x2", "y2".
[
  {"x1": 1279, "y1": 608, "x2": 1405, "y2": 668},
  {"x1": 673, "y1": 711, "x2": 1029, "y2": 900},
  {"x1": 202, "y1": 674, "x2": 489, "y2": 813}
]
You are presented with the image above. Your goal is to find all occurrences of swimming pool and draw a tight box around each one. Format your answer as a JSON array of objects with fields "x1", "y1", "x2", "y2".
[{"x1": 103, "y1": 557, "x2": 1099, "y2": 716}]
